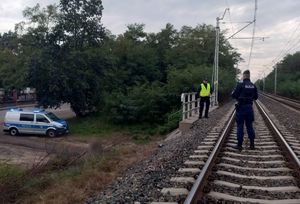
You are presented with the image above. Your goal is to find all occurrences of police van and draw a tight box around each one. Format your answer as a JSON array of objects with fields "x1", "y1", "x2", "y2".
[{"x1": 3, "y1": 108, "x2": 69, "y2": 137}]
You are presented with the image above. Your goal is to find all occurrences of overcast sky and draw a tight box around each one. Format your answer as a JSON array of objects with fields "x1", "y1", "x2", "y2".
[{"x1": 0, "y1": 0, "x2": 300, "y2": 81}]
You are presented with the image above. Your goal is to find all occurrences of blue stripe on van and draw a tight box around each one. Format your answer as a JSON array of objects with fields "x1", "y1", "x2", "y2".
[{"x1": 5, "y1": 123, "x2": 53, "y2": 129}]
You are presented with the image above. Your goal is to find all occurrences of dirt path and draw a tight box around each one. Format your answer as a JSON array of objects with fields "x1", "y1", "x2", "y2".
[{"x1": 0, "y1": 143, "x2": 48, "y2": 168}]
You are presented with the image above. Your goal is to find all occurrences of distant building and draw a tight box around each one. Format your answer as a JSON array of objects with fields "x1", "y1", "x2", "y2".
[
  {"x1": 18, "y1": 87, "x2": 36, "y2": 102},
  {"x1": 0, "y1": 88, "x2": 4, "y2": 103},
  {"x1": 0, "y1": 87, "x2": 36, "y2": 104}
]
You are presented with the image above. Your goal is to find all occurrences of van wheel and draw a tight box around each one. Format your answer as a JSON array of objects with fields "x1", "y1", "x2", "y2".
[
  {"x1": 47, "y1": 130, "x2": 57, "y2": 138},
  {"x1": 9, "y1": 128, "x2": 19, "y2": 136}
]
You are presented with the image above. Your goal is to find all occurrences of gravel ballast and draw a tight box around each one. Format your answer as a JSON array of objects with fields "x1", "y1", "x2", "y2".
[
  {"x1": 259, "y1": 94, "x2": 300, "y2": 140},
  {"x1": 87, "y1": 101, "x2": 235, "y2": 204},
  {"x1": 87, "y1": 95, "x2": 300, "y2": 203}
]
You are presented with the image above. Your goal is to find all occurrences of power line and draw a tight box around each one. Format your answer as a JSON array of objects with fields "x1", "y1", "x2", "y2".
[
  {"x1": 270, "y1": 36, "x2": 300, "y2": 67},
  {"x1": 268, "y1": 22, "x2": 300, "y2": 67},
  {"x1": 225, "y1": 0, "x2": 235, "y2": 35},
  {"x1": 226, "y1": 21, "x2": 254, "y2": 40},
  {"x1": 221, "y1": 21, "x2": 253, "y2": 24},
  {"x1": 265, "y1": 32, "x2": 300, "y2": 71},
  {"x1": 247, "y1": 0, "x2": 258, "y2": 69}
]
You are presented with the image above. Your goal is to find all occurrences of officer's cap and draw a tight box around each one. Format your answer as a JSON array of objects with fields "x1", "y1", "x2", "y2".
[
  {"x1": 243, "y1": 70, "x2": 250, "y2": 79},
  {"x1": 243, "y1": 70, "x2": 250, "y2": 75}
]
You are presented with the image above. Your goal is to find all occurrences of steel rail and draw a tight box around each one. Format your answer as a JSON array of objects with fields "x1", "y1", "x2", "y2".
[
  {"x1": 184, "y1": 108, "x2": 236, "y2": 204},
  {"x1": 261, "y1": 92, "x2": 300, "y2": 104},
  {"x1": 260, "y1": 92, "x2": 300, "y2": 111},
  {"x1": 184, "y1": 101, "x2": 300, "y2": 204},
  {"x1": 256, "y1": 100, "x2": 300, "y2": 174},
  {"x1": 270, "y1": 94, "x2": 300, "y2": 104}
]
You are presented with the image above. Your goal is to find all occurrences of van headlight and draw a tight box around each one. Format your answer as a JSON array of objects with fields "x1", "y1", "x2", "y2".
[{"x1": 56, "y1": 124, "x2": 63, "y2": 128}]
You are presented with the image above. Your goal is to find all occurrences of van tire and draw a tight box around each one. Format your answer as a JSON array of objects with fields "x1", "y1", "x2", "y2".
[
  {"x1": 47, "y1": 130, "x2": 57, "y2": 138},
  {"x1": 9, "y1": 128, "x2": 19, "y2": 136}
]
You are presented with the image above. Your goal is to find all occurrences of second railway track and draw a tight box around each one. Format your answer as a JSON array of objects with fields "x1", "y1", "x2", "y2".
[{"x1": 260, "y1": 92, "x2": 300, "y2": 111}]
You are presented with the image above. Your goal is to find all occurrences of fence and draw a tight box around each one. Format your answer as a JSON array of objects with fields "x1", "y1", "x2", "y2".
[{"x1": 181, "y1": 93, "x2": 215, "y2": 121}]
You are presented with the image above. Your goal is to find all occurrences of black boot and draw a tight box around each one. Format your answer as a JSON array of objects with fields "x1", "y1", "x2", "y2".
[
  {"x1": 250, "y1": 140, "x2": 255, "y2": 150},
  {"x1": 232, "y1": 144, "x2": 242, "y2": 151}
]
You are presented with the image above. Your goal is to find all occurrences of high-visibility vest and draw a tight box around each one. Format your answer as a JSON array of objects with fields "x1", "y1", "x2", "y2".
[{"x1": 200, "y1": 83, "x2": 211, "y2": 97}]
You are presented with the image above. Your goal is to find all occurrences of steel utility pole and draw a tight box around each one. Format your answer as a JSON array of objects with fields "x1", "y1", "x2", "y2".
[
  {"x1": 274, "y1": 66, "x2": 277, "y2": 94},
  {"x1": 212, "y1": 1, "x2": 260, "y2": 106},
  {"x1": 263, "y1": 72, "x2": 265, "y2": 92},
  {"x1": 212, "y1": 8, "x2": 229, "y2": 106}
]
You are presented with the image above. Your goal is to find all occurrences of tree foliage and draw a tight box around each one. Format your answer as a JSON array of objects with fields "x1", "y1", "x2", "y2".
[
  {"x1": 257, "y1": 52, "x2": 300, "y2": 99},
  {"x1": 0, "y1": 1, "x2": 241, "y2": 123}
]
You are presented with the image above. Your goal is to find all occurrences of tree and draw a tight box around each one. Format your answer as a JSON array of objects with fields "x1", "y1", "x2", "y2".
[
  {"x1": 148, "y1": 23, "x2": 178, "y2": 82},
  {"x1": 59, "y1": 0, "x2": 105, "y2": 49},
  {"x1": 2, "y1": 1, "x2": 242, "y2": 122},
  {"x1": 0, "y1": 31, "x2": 28, "y2": 90},
  {"x1": 261, "y1": 52, "x2": 300, "y2": 99},
  {"x1": 19, "y1": 1, "x2": 106, "y2": 116}
]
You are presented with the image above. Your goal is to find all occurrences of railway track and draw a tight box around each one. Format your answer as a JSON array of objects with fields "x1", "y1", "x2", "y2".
[
  {"x1": 154, "y1": 100, "x2": 300, "y2": 204},
  {"x1": 260, "y1": 92, "x2": 300, "y2": 111}
]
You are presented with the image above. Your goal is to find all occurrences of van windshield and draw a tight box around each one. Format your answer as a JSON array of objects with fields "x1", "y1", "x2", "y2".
[{"x1": 45, "y1": 112, "x2": 60, "y2": 121}]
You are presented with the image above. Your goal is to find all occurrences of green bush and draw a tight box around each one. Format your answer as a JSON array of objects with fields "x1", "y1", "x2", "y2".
[
  {"x1": 278, "y1": 80, "x2": 300, "y2": 99},
  {"x1": 105, "y1": 82, "x2": 170, "y2": 124},
  {"x1": 158, "y1": 110, "x2": 181, "y2": 135},
  {"x1": 104, "y1": 64, "x2": 236, "y2": 126}
]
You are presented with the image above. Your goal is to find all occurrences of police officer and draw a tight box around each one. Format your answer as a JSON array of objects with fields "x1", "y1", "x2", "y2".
[
  {"x1": 198, "y1": 79, "x2": 213, "y2": 119},
  {"x1": 231, "y1": 70, "x2": 258, "y2": 150}
]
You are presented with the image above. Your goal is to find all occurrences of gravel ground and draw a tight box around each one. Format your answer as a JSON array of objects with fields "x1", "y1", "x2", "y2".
[
  {"x1": 87, "y1": 101, "x2": 235, "y2": 204},
  {"x1": 0, "y1": 143, "x2": 49, "y2": 167},
  {"x1": 259, "y1": 94, "x2": 300, "y2": 140}
]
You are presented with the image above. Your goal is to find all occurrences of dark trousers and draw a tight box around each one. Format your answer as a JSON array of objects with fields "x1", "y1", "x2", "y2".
[
  {"x1": 236, "y1": 104, "x2": 255, "y2": 146},
  {"x1": 199, "y1": 97, "x2": 210, "y2": 118}
]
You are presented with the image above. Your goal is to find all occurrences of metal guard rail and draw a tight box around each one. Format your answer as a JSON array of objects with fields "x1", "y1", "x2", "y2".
[{"x1": 181, "y1": 93, "x2": 215, "y2": 121}]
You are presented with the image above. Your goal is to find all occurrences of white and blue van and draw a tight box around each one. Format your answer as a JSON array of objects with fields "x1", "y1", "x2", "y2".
[{"x1": 3, "y1": 108, "x2": 69, "y2": 137}]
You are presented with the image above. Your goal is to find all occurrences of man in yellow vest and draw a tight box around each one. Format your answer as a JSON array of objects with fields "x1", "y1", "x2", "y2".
[{"x1": 198, "y1": 79, "x2": 212, "y2": 119}]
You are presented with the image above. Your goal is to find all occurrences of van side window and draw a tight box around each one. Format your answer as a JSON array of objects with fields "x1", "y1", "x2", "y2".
[
  {"x1": 36, "y1": 114, "x2": 49, "y2": 123},
  {"x1": 20, "y1": 114, "x2": 34, "y2": 122}
]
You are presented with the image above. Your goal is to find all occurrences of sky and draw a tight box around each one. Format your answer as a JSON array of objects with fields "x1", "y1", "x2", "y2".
[{"x1": 0, "y1": 0, "x2": 300, "y2": 81}]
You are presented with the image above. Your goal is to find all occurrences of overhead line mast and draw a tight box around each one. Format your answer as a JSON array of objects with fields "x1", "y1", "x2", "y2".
[
  {"x1": 212, "y1": 8, "x2": 229, "y2": 106},
  {"x1": 212, "y1": 0, "x2": 260, "y2": 107}
]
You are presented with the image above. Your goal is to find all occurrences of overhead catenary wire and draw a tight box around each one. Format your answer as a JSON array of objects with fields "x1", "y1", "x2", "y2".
[
  {"x1": 223, "y1": 0, "x2": 260, "y2": 81},
  {"x1": 268, "y1": 37, "x2": 300, "y2": 69},
  {"x1": 226, "y1": 21, "x2": 254, "y2": 40},
  {"x1": 225, "y1": 0, "x2": 235, "y2": 35},
  {"x1": 256, "y1": 21, "x2": 300, "y2": 83},
  {"x1": 247, "y1": 0, "x2": 258, "y2": 69},
  {"x1": 267, "y1": 22, "x2": 300, "y2": 68}
]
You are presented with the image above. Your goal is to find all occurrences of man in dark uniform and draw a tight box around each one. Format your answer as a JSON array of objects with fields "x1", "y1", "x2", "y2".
[
  {"x1": 231, "y1": 70, "x2": 258, "y2": 150},
  {"x1": 197, "y1": 79, "x2": 213, "y2": 119}
]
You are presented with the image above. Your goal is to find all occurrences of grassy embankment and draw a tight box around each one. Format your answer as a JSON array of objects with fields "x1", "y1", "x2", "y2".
[
  {"x1": 0, "y1": 113, "x2": 179, "y2": 203},
  {"x1": 68, "y1": 111, "x2": 180, "y2": 142}
]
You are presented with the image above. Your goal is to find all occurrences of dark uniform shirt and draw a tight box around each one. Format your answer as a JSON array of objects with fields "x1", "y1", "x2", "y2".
[{"x1": 231, "y1": 79, "x2": 258, "y2": 105}]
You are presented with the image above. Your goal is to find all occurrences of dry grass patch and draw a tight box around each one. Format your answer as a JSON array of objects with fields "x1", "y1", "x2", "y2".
[{"x1": 12, "y1": 136, "x2": 158, "y2": 204}]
